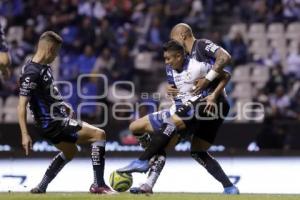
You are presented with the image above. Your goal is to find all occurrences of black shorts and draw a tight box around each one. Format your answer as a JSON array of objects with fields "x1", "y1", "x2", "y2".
[
  {"x1": 180, "y1": 96, "x2": 230, "y2": 144},
  {"x1": 41, "y1": 118, "x2": 82, "y2": 144}
]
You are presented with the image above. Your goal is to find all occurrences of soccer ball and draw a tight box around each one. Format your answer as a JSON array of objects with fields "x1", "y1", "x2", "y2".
[{"x1": 109, "y1": 171, "x2": 133, "y2": 192}]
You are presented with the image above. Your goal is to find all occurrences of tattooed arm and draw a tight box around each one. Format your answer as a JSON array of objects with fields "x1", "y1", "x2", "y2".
[
  {"x1": 212, "y1": 48, "x2": 231, "y2": 73},
  {"x1": 192, "y1": 46, "x2": 232, "y2": 95}
]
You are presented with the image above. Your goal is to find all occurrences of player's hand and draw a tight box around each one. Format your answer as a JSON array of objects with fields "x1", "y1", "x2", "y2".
[
  {"x1": 166, "y1": 84, "x2": 179, "y2": 97},
  {"x1": 21, "y1": 134, "x2": 32, "y2": 156},
  {"x1": 203, "y1": 94, "x2": 217, "y2": 116},
  {"x1": 192, "y1": 78, "x2": 210, "y2": 95},
  {"x1": 64, "y1": 102, "x2": 75, "y2": 118}
]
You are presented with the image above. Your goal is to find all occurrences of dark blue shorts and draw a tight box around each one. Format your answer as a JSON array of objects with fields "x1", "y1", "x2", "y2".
[
  {"x1": 41, "y1": 118, "x2": 82, "y2": 144},
  {"x1": 148, "y1": 109, "x2": 171, "y2": 132},
  {"x1": 182, "y1": 96, "x2": 230, "y2": 144}
]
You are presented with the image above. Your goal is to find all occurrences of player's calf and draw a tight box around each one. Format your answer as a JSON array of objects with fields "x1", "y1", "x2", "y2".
[
  {"x1": 130, "y1": 152, "x2": 166, "y2": 194},
  {"x1": 190, "y1": 151, "x2": 234, "y2": 189},
  {"x1": 31, "y1": 152, "x2": 71, "y2": 193},
  {"x1": 90, "y1": 138, "x2": 106, "y2": 188}
]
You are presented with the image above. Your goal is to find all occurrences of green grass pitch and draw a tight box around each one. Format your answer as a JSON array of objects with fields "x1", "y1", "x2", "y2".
[{"x1": 1, "y1": 193, "x2": 300, "y2": 200}]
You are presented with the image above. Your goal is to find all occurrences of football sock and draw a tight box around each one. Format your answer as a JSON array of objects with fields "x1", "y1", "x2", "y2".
[
  {"x1": 137, "y1": 133, "x2": 151, "y2": 149},
  {"x1": 91, "y1": 140, "x2": 106, "y2": 187},
  {"x1": 145, "y1": 151, "x2": 166, "y2": 188},
  {"x1": 139, "y1": 123, "x2": 175, "y2": 161},
  {"x1": 191, "y1": 151, "x2": 233, "y2": 188},
  {"x1": 37, "y1": 152, "x2": 69, "y2": 191}
]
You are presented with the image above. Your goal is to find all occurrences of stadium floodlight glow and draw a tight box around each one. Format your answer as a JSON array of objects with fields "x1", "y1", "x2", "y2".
[
  {"x1": 77, "y1": 74, "x2": 108, "y2": 99},
  {"x1": 77, "y1": 102, "x2": 108, "y2": 128},
  {"x1": 111, "y1": 81, "x2": 135, "y2": 99},
  {"x1": 50, "y1": 81, "x2": 73, "y2": 99}
]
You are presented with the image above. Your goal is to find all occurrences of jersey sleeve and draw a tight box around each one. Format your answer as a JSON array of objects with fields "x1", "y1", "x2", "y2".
[
  {"x1": 165, "y1": 65, "x2": 175, "y2": 85},
  {"x1": 19, "y1": 72, "x2": 39, "y2": 97},
  {"x1": 196, "y1": 39, "x2": 220, "y2": 59}
]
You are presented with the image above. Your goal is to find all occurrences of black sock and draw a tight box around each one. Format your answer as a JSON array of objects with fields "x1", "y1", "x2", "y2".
[
  {"x1": 91, "y1": 141, "x2": 106, "y2": 187},
  {"x1": 139, "y1": 123, "x2": 175, "y2": 161},
  {"x1": 191, "y1": 151, "x2": 233, "y2": 188},
  {"x1": 136, "y1": 133, "x2": 151, "y2": 149},
  {"x1": 38, "y1": 152, "x2": 69, "y2": 191}
]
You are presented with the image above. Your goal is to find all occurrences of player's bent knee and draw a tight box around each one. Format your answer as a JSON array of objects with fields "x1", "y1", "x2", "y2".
[
  {"x1": 62, "y1": 146, "x2": 78, "y2": 160},
  {"x1": 129, "y1": 120, "x2": 146, "y2": 136},
  {"x1": 129, "y1": 121, "x2": 138, "y2": 133},
  {"x1": 91, "y1": 128, "x2": 106, "y2": 142}
]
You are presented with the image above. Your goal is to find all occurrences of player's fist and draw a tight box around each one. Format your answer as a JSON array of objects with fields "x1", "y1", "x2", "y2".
[
  {"x1": 192, "y1": 78, "x2": 210, "y2": 95},
  {"x1": 166, "y1": 84, "x2": 179, "y2": 98}
]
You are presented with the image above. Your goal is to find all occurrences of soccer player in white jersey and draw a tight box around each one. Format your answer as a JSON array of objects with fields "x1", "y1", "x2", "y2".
[{"x1": 120, "y1": 40, "x2": 239, "y2": 194}]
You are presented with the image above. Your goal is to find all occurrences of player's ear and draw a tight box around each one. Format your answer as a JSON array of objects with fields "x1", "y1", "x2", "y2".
[{"x1": 180, "y1": 32, "x2": 186, "y2": 41}]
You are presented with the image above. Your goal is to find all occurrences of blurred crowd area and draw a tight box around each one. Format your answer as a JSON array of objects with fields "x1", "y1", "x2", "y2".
[{"x1": 0, "y1": 0, "x2": 299, "y2": 134}]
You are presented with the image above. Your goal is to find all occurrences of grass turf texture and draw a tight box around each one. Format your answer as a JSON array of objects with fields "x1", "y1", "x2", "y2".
[{"x1": 0, "y1": 193, "x2": 300, "y2": 200}]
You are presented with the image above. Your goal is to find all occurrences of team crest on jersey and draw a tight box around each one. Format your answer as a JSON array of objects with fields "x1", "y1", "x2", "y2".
[{"x1": 185, "y1": 72, "x2": 192, "y2": 81}]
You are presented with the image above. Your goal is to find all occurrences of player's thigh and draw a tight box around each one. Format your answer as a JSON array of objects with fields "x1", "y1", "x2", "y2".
[
  {"x1": 172, "y1": 114, "x2": 186, "y2": 130},
  {"x1": 76, "y1": 122, "x2": 105, "y2": 144},
  {"x1": 129, "y1": 116, "x2": 154, "y2": 135},
  {"x1": 55, "y1": 142, "x2": 78, "y2": 160},
  {"x1": 190, "y1": 136, "x2": 212, "y2": 151}
]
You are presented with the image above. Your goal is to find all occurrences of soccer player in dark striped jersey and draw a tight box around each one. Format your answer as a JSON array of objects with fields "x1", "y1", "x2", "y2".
[
  {"x1": 0, "y1": 24, "x2": 11, "y2": 79},
  {"x1": 18, "y1": 31, "x2": 113, "y2": 194}
]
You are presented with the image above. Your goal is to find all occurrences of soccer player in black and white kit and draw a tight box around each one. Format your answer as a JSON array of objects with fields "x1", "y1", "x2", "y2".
[
  {"x1": 0, "y1": 23, "x2": 11, "y2": 79},
  {"x1": 18, "y1": 31, "x2": 113, "y2": 194},
  {"x1": 119, "y1": 24, "x2": 239, "y2": 194}
]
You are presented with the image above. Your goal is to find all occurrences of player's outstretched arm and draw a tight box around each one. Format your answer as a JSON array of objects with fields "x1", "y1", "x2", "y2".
[{"x1": 17, "y1": 96, "x2": 32, "y2": 156}]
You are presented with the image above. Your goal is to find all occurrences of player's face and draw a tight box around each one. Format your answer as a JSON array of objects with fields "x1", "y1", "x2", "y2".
[{"x1": 164, "y1": 51, "x2": 184, "y2": 70}]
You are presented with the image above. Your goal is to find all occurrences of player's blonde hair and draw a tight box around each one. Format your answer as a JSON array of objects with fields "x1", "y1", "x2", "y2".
[{"x1": 39, "y1": 31, "x2": 63, "y2": 45}]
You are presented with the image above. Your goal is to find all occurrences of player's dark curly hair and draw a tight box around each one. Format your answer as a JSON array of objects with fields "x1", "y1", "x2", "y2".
[{"x1": 163, "y1": 40, "x2": 185, "y2": 55}]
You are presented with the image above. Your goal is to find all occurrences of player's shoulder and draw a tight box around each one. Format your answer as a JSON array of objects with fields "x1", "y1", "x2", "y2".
[
  {"x1": 21, "y1": 61, "x2": 45, "y2": 76},
  {"x1": 197, "y1": 38, "x2": 215, "y2": 45}
]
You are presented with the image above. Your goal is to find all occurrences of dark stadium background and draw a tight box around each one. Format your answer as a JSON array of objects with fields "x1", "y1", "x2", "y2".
[{"x1": 0, "y1": 0, "x2": 300, "y2": 194}]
